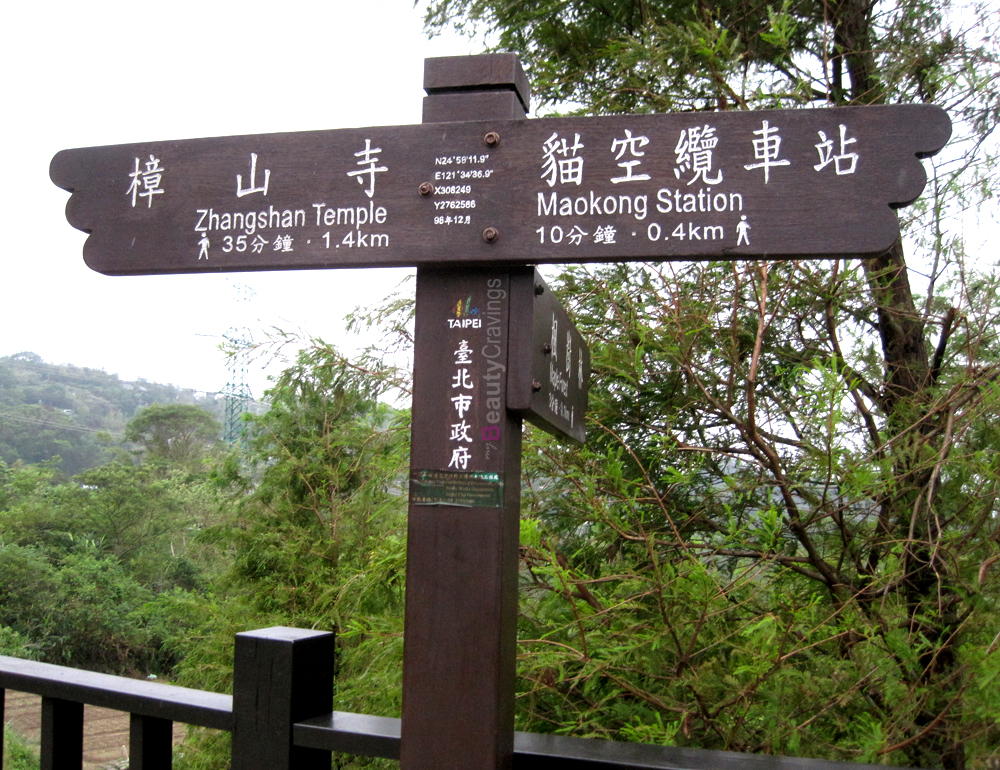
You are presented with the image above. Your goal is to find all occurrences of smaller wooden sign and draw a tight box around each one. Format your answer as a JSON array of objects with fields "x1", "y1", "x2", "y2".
[{"x1": 509, "y1": 268, "x2": 590, "y2": 444}]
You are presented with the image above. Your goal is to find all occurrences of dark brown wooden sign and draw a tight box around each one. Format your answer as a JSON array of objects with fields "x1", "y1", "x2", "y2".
[
  {"x1": 509, "y1": 269, "x2": 590, "y2": 444},
  {"x1": 51, "y1": 104, "x2": 950, "y2": 275}
]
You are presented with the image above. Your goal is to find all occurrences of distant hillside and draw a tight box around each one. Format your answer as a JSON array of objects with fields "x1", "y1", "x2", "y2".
[{"x1": 0, "y1": 352, "x2": 237, "y2": 475}]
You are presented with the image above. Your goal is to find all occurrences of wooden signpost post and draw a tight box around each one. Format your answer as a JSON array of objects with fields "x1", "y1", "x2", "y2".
[{"x1": 50, "y1": 53, "x2": 951, "y2": 770}]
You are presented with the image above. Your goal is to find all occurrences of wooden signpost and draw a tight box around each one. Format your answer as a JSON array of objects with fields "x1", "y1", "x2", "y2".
[{"x1": 50, "y1": 53, "x2": 951, "y2": 770}]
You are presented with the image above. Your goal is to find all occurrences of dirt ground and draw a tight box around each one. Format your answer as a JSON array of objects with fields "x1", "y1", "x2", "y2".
[{"x1": 4, "y1": 689, "x2": 186, "y2": 769}]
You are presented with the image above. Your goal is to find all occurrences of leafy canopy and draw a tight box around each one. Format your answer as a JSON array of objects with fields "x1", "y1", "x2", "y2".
[{"x1": 125, "y1": 404, "x2": 222, "y2": 470}]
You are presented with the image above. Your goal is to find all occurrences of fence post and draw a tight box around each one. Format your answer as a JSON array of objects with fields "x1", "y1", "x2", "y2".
[
  {"x1": 231, "y1": 626, "x2": 335, "y2": 770},
  {"x1": 40, "y1": 697, "x2": 83, "y2": 770},
  {"x1": 129, "y1": 713, "x2": 173, "y2": 770}
]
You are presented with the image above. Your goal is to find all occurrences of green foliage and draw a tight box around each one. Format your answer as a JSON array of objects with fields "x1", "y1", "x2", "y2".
[
  {"x1": 423, "y1": 0, "x2": 999, "y2": 119},
  {"x1": 2, "y1": 727, "x2": 39, "y2": 770},
  {"x1": 162, "y1": 341, "x2": 409, "y2": 770},
  {"x1": 46, "y1": 552, "x2": 159, "y2": 669},
  {"x1": 508, "y1": 262, "x2": 1000, "y2": 765},
  {"x1": 0, "y1": 344, "x2": 412, "y2": 766},
  {"x1": 209, "y1": 343, "x2": 408, "y2": 622},
  {"x1": 0, "y1": 543, "x2": 59, "y2": 648},
  {"x1": 124, "y1": 345, "x2": 406, "y2": 769},
  {"x1": 77, "y1": 462, "x2": 183, "y2": 561},
  {"x1": 1, "y1": 458, "x2": 219, "y2": 589},
  {"x1": 0, "y1": 449, "x2": 222, "y2": 673},
  {"x1": 0, "y1": 542, "x2": 178, "y2": 672},
  {"x1": 0, "y1": 402, "x2": 110, "y2": 476},
  {"x1": 172, "y1": 728, "x2": 232, "y2": 770},
  {"x1": 124, "y1": 404, "x2": 223, "y2": 471},
  {"x1": 0, "y1": 625, "x2": 37, "y2": 658}
]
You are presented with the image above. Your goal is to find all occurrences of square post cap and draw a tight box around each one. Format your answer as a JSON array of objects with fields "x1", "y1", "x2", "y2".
[{"x1": 423, "y1": 53, "x2": 530, "y2": 114}]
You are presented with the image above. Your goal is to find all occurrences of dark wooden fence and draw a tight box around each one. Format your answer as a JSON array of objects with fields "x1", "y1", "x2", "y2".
[{"x1": 0, "y1": 626, "x2": 885, "y2": 770}]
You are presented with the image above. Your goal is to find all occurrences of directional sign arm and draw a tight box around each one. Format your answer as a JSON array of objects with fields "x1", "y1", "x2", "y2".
[{"x1": 50, "y1": 105, "x2": 951, "y2": 275}]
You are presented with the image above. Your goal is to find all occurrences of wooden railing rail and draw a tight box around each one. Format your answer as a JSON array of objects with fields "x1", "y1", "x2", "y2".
[
  {"x1": 0, "y1": 654, "x2": 233, "y2": 729},
  {"x1": 0, "y1": 626, "x2": 886, "y2": 770},
  {"x1": 0, "y1": 653, "x2": 231, "y2": 770}
]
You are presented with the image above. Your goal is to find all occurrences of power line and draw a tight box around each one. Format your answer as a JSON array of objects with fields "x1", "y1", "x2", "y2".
[{"x1": 0, "y1": 409, "x2": 124, "y2": 438}]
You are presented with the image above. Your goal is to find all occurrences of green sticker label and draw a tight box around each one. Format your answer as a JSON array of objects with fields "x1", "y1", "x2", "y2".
[{"x1": 410, "y1": 470, "x2": 504, "y2": 508}]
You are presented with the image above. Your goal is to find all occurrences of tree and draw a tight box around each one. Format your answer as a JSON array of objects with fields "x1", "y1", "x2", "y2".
[
  {"x1": 0, "y1": 541, "x2": 175, "y2": 674},
  {"x1": 73, "y1": 462, "x2": 187, "y2": 570},
  {"x1": 423, "y1": 0, "x2": 999, "y2": 117},
  {"x1": 124, "y1": 404, "x2": 222, "y2": 471},
  {"x1": 1, "y1": 457, "x2": 219, "y2": 618},
  {"x1": 421, "y1": 2, "x2": 1000, "y2": 767},
  {"x1": 170, "y1": 342, "x2": 410, "y2": 729}
]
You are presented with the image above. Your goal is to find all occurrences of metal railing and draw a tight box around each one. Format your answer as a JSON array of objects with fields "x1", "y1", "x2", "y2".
[{"x1": 0, "y1": 626, "x2": 883, "y2": 770}]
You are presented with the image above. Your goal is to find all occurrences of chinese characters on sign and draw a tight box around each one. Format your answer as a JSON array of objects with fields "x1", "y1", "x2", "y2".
[
  {"x1": 535, "y1": 117, "x2": 862, "y2": 251},
  {"x1": 610, "y1": 129, "x2": 651, "y2": 184},
  {"x1": 538, "y1": 120, "x2": 857, "y2": 189},
  {"x1": 541, "y1": 132, "x2": 584, "y2": 187},
  {"x1": 674, "y1": 126, "x2": 723, "y2": 185},
  {"x1": 744, "y1": 120, "x2": 790, "y2": 183},
  {"x1": 236, "y1": 153, "x2": 269, "y2": 197},
  {"x1": 174, "y1": 140, "x2": 391, "y2": 262},
  {"x1": 408, "y1": 272, "x2": 511, "y2": 507},
  {"x1": 508, "y1": 269, "x2": 590, "y2": 445},
  {"x1": 814, "y1": 125, "x2": 859, "y2": 174},
  {"x1": 126, "y1": 155, "x2": 164, "y2": 208},
  {"x1": 347, "y1": 139, "x2": 387, "y2": 198},
  {"x1": 53, "y1": 104, "x2": 949, "y2": 275},
  {"x1": 449, "y1": 338, "x2": 475, "y2": 470}
]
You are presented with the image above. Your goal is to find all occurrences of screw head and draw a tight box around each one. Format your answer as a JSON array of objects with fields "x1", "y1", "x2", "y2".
[
  {"x1": 418, "y1": 182, "x2": 434, "y2": 196},
  {"x1": 484, "y1": 132, "x2": 500, "y2": 147},
  {"x1": 531, "y1": 380, "x2": 543, "y2": 392},
  {"x1": 542, "y1": 343, "x2": 552, "y2": 354},
  {"x1": 482, "y1": 227, "x2": 500, "y2": 244}
]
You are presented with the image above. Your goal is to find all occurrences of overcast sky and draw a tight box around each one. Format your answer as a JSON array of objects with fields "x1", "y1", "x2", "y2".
[{"x1": 1, "y1": 0, "x2": 481, "y2": 396}]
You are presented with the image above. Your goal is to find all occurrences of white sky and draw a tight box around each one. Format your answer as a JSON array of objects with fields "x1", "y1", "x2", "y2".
[{"x1": 1, "y1": 0, "x2": 482, "y2": 396}]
